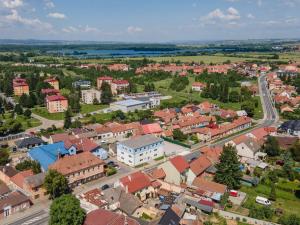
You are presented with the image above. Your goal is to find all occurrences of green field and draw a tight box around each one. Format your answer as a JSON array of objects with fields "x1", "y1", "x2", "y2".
[
  {"x1": 241, "y1": 180, "x2": 300, "y2": 219},
  {"x1": 32, "y1": 107, "x2": 65, "y2": 120},
  {"x1": 80, "y1": 104, "x2": 108, "y2": 114},
  {"x1": 1, "y1": 114, "x2": 42, "y2": 130}
]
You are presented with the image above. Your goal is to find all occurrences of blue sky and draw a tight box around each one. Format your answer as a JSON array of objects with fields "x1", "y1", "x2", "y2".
[{"x1": 0, "y1": 0, "x2": 300, "y2": 42}]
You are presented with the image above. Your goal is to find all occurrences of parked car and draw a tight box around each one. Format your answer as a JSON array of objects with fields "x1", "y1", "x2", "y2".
[
  {"x1": 101, "y1": 184, "x2": 110, "y2": 190},
  {"x1": 256, "y1": 196, "x2": 271, "y2": 206}
]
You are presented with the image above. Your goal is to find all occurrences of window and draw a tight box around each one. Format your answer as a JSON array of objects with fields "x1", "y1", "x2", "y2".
[{"x1": 4, "y1": 209, "x2": 9, "y2": 217}]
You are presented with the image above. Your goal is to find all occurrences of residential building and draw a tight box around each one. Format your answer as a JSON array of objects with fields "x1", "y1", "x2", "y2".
[
  {"x1": 0, "y1": 166, "x2": 18, "y2": 184},
  {"x1": 49, "y1": 152, "x2": 105, "y2": 188},
  {"x1": 141, "y1": 123, "x2": 163, "y2": 136},
  {"x1": 97, "y1": 76, "x2": 113, "y2": 89},
  {"x1": 81, "y1": 88, "x2": 101, "y2": 104},
  {"x1": 158, "y1": 208, "x2": 180, "y2": 225},
  {"x1": 13, "y1": 78, "x2": 29, "y2": 96},
  {"x1": 0, "y1": 191, "x2": 31, "y2": 219},
  {"x1": 158, "y1": 156, "x2": 189, "y2": 185},
  {"x1": 46, "y1": 94, "x2": 68, "y2": 113},
  {"x1": 14, "y1": 137, "x2": 45, "y2": 151},
  {"x1": 72, "y1": 80, "x2": 91, "y2": 89},
  {"x1": 117, "y1": 134, "x2": 164, "y2": 167},
  {"x1": 84, "y1": 209, "x2": 140, "y2": 225},
  {"x1": 192, "y1": 177, "x2": 227, "y2": 199},
  {"x1": 278, "y1": 120, "x2": 300, "y2": 136},
  {"x1": 111, "y1": 80, "x2": 129, "y2": 95},
  {"x1": 44, "y1": 78, "x2": 59, "y2": 90},
  {"x1": 23, "y1": 173, "x2": 47, "y2": 201},
  {"x1": 41, "y1": 88, "x2": 60, "y2": 96},
  {"x1": 192, "y1": 82, "x2": 206, "y2": 92},
  {"x1": 186, "y1": 155, "x2": 212, "y2": 185},
  {"x1": 107, "y1": 64, "x2": 129, "y2": 71},
  {"x1": 235, "y1": 138, "x2": 263, "y2": 161}
]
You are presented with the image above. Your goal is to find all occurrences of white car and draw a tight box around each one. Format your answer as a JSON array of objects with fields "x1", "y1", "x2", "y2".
[{"x1": 256, "y1": 196, "x2": 271, "y2": 206}]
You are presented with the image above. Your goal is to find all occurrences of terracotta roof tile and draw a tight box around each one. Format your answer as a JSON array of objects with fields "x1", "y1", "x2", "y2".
[{"x1": 170, "y1": 156, "x2": 189, "y2": 173}]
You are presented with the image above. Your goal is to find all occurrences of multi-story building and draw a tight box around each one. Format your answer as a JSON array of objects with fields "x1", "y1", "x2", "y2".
[
  {"x1": 81, "y1": 88, "x2": 101, "y2": 104},
  {"x1": 44, "y1": 78, "x2": 59, "y2": 90},
  {"x1": 45, "y1": 95, "x2": 68, "y2": 113},
  {"x1": 97, "y1": 76, "x2": 113, "y2": 89},
  {"x1": 72, "y1": 80, "x2": 91, "y2": 89},
  {"x1": 117, "y1": 134, "x2": 164, "y2": 167},
  {"x1": 111, "y1": 80, "x2": 129, "y2": 95},
  {"x1": 49, "y1": 152, "x2": 105, "y2": 188},
  {"x1": 13, "y1": 78, "x2": 29, "y2": 96}
]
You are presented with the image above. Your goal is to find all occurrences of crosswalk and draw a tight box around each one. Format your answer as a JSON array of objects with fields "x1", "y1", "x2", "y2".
[{"x1": 21, "y1": 216, "x2": 43, "y2": 225}]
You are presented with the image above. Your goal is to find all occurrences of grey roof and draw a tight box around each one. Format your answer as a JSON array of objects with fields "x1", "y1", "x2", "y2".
[
  {"x1": 15, "y1": 137, "x2": 45, "y2": 148},
  {"x1": 158, "y1": 208, "x2": 180, "y2": 225},
  {"x1": 184, "y1": 151, "x2": 201, "y2": 162},
  {"x1": 119, "y1": 134, "x2": 163, "y2": 149},
  {"x1": 280, "y1": 120, "x2": 300, "y2": 132},
  {"x1": 24, "y1": 173, "x2": 45, "y2": 188},
  {"x1": 243, "y1": 139, "x2": 261, "y2": 153},
  {"x1": 182, "y1": 198, "x2": 213, "y2": 213},
  {"x1": 0, "y1": 166, "x2": 18, "y2": 177},
  {"x1": 112, "y1": 99, "x2": 146, "y2": 107}
]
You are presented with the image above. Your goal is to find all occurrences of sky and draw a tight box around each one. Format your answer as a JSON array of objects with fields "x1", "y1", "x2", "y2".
[{"x1": 0, "y1": 0, "x2": 300, "y2": 42}]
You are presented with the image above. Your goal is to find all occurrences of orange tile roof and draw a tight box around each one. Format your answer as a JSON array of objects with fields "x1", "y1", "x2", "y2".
[
  {"x1": 119, "y1": 171, "x2": 152, "y2": 193},
  {"x1": 142, "y1": 123, "x2": 163, "y2": 134},
  {"x1": 189, "y1": 155, "x2": 212, "y2": 176},
  {"x1": 170, "y1": 156, "x2": 189, "y2": 173},
  {"x1": 64, "y1": 138, "x2": 99, "y2": 153},
  {"x1": 11, "y1": 170, "x2": 34, "y2": 189},
  {"x1": 192, "y1": 177, "x2": 227, "y2": 194}
]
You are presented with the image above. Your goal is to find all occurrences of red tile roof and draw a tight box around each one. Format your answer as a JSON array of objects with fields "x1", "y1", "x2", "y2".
[
  {"x1": 46, "y1": 94, "x2": 67, "y2": 102},
  {"x1": 142, "y1": 123, "x2": 163, "y2": 134},
  {"x1": 119, "y1": 171, "x2": 152, "y2": 193},
  {"x1": 97, "y1": 76, "x2": 113, "y2": 81},
  {"x1": 11, "y1": 170, "x2": 34, "y2": 189},
  {"x1": 41, "y1": 88, "x2": 60, "y2": 95},
  {"x1": 192, "y1": 177, "x2": 227, "y2": 194},
  {"x1": 84, "y1": 209, "x2": 140, "y2": 225},
  {"x1": 44, "y1": 78, "x2": 58, "y2": 83},
  {"x1": 149, "y1": 168, "x2": 166, "y2": 179},
  {"x1": 250, "y1": 127, "x2": 269, "y2": 140},
  {"x1": 64, "y1": 138, "x2": 99, "y2": 153},
  {"x1": 112, "y1": 79, "x2": 129, "y2": 85},
  {"x1": 189, "y1": 155, "x2": 212, "y2": 176},
  {"x1": 169, "y1": 156, "x2": 189, "y2": 173}
]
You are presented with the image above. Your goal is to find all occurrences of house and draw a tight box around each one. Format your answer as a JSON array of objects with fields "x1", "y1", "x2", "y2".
[
  {"x1": 182, "y1": 197, "x2": 213, "y2": 214},
  {"x1": 192, "y1": 177, "x2": 227, "y2": 200},
  {"x1": 84, "y1": 209, "x2": 140, "y2": 225},
  {"x1": 117, "y1": 134, "x2": 164, "y2": 167},
  {"x1": 111, "y1": 80, "x2": 129, "y2": 95},
  {"x1": 81, "y1": 89, "x2": 101, "y2": 104},
  {"x1": 14, "y1": 137, "x2": 45, "y2": 151},
  {"x1": 278, "y1": 120, "x2": 300, "y2": 136},
  {"x1": 280, "y1": 105, "x2": 294, "y2": 113},
  {"x1": 97, "y1": 76, "x2": 113, "y2": 89},
  {"x1": 0, "y1": 191, "x2": 31, "y2": 219},
  {"x1": 28, "y1": 142, "x2": 71, "y2": 171},
  {"x1": 110, "y1": 99, "x2": 149, "y2": 113},
  {"x1": 72, "y1": 80, "x2": 91, "y2": 89},
  {"x1": 235, "y1": 138, "x2": 262, "y2": 161},
  {"x1": 200, "y1": 146, "x2": 223, "y2": 164},
  {"x1": 10, "y1": 170, "x2": 34, "y2": 191},
  {"x1": 23, "y1": 173, "x2": 47, "y2": 201},
  {"x1": 44, "y1": 78, "x2": 59, "y2": 90},
  {"x1": 141, "y1": 123, "x2": 163, "y2": 136},
  {"x1": 46, "y1": 94, "x2": 68, "y2": 113},
  {"x1": 158, "y1": 156, "x2": 189, "y2": 185},
  {"x1": 107, "y1": 64, "x2": 129, "y2": 72},
  {"x1": 275, "y1": 136, "x2": 299, "y2": 149},
  {"x1": 192, "y1": 82, "x2": 206, "y2": 92},
  {"x1": 186, "y1": 155, "x2": 212, "y2": 185},
  {"x1": 0, "y1": 183, "x2": 10, "y2": 197},
  {"x1": 119, "y1": 171, "x2": 155, "y2": 201},
  {"x1": 158, "y1": 208, "x2": 180, "y2": 225},
  {"x1": 0, "y1": 166, "x2": 18, "y2": 184},
  {"x1": 13, "y1": 78, "x2": 29, "y2": 96},
  {"x1": 247, "y1": 127, "x2": 269, "y2": 142},
  {"x1": 49, "y1": 133, "x2": 75, "y2": 144},
  {"x1": 102, "y1": 186, "x2": 142, "y2": 215},
  {"x1": 49, "y1": 152, "x2": 105, "y2": 188}
]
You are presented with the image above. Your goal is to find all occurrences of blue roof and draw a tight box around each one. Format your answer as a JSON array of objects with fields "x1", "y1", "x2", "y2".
[
  {"x1": 114, "y1": 99, "x2": 146, "y2": 107},
  {"x1": 28, "y1": 142, "x2": 69, "y2": 171}
]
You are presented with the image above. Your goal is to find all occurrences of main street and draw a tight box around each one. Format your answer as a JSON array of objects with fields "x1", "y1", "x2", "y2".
[{"x1": 3, "y1": 74, "x2": 279, "y2": 225}]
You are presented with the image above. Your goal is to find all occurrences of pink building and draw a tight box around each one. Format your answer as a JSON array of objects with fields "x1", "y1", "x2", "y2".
[
  {"x1": 97, "y1": 76, "x2": 113, "y2": 89},
  {"x1": 111, "y1": 80, "x2": 129, "y2": 95},
  {"x1": 46, "y1": 95, "x2": 68, "y2": 113}
]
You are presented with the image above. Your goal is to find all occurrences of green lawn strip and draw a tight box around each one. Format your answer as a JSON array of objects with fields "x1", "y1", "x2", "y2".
[
  {"x1": 80, "y1": 104, "x2": 108, "y2": 114},
  {"x1": 32, "y1": 107, "x2": 64, "y2": 120}
]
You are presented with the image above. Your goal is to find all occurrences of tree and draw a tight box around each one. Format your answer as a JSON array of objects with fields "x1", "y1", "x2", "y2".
[
  {"x1": 241, "y1": 101, "x2": 255, "y2": 117},
  {"x1": 0, "y1": 148, "x2": 10, "y2": 166},
  {"x1": 229, "y1": 91, "x2": 240, "y2": 103},
  {"x1": 14, "y1": 104, "x2": 23, "y2": 115},
  {"x1": 92, "y1": 98, "x2": 99, "y2": 105},
  {"x1": 100, "y1": 82, "x2": 113, "y2": 104},
  {"x1": 63, "y1": 108, "x2": 72, "y2": 129},
  {"x1": 24, "y1": 109, "x2": 32, "y2": 118},
  {"x1": 15, "y1": 160, "x2": 41, "y2": 174},
  {"x1": 263, "y1": 136, "x2": 280, "y2": 157},
  {"x1": 49, "y1": 194, "x2": 85, "y2": 225},
  {"x1": 279, "y1": 214, "x2": 300, "y2": 225},
  {"x1": 282, "y1": 151, "x2": 295, "y2": 181},
  {"x1": 173, "y1": 129, "x2": 187, "y2": 142},
  {"x1": 214, "y1": 145, "x2": 242, "y2": 189},
  {"x1": 269, "y1": 183, "x2": 276, "y2": 201},
  {"x1": 44, "y1": 170, "x2": 70, "y2": 199},
  {"x1": 289, "y1": 140, "x2": 300, "y2": 162}
]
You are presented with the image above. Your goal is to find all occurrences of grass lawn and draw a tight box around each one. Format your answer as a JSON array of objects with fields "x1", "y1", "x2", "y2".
[
  {"x1": 32, "y1": 107, "x2": 65, "y2": 120},
  {"x1": 80, "y1": 104, "x2": 108, "y2": 114},
  {"x1": 16, "y1": 116, "x2": 42, "y2": 130},
  {"x1": 241, "y1": 181, "x2": 300, "y2": 218}
]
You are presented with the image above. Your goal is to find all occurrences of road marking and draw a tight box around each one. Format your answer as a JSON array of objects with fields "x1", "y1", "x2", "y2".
[{"x1": 21, "y1": 216, "x2": 42, "y2": 225}]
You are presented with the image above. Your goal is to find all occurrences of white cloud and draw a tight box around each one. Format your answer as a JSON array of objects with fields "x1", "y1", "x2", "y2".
[
  {"x1": 44, "y1": 0, "x2": 55, "y2": 8},
  {"x1": 48, "y1": 12, "x2": 66, "y2": 19},
  {"x1": 127, "y1": 26, "x2": 143, "y2": 33},
  {"x1": 200, "y1": 7, "x2": 240, "y2": 25},
  {"x1": 62, "y1": 25, "x2": 100, "y2": 33},
  {"x1": 1, "y1": 0, "x2": 23, "y2": 8},
  {"x1": 5, "y1": 9, "x2": 52, "y2": 30},
  {"x1": 247, "y1": 13, "x2": 255, "y2": 19}
]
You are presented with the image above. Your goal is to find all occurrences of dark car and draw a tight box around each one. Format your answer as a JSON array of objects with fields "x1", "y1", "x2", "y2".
[
  {"x1": 107, "y1": 161, "x2": 115, "y2": 166},
  {"x1": 101, "y1": 184, "x2": 110, "y2": 190}
]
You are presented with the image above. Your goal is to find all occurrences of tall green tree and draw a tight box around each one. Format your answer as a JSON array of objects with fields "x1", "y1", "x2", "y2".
[
  {"x1": 279, "y1": 214, "x2": 300, "y2": 225},
  {"x1": 14, "y1": 104, "x2": 23, "y2": 115},
  {"x1": 0, "y1": 148, "x2": 10, "y2": 166},
  {"x1": 289, "y1": 140, "x2": 300, "y2": 162},
  {"x1": 214, "y1": 145, "x2": 242, "y2": 189},
  {"x1": 263, "y1": 136, "x2": 280, "y2": 157},
  {"x1": 63, "y1": 108, "x2": 72, "y2": 129},
  {"x1": 100, "y1": 82, "x2": 113, "y2": 104},
  {"x1": 49, "y1": 194, "x2": 86, "y2": 225},
  {"x1": 44, "y1": 170, "x2": 70, "y2": 199}
]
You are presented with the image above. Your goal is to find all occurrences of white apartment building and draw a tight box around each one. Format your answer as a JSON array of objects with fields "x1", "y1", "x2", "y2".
[
  {"x1": 81, "y1": 89, "x2": 101, "y2": 104},
  {"x1": 117, "y1": 134, "x2": 164, "y2": 167}
]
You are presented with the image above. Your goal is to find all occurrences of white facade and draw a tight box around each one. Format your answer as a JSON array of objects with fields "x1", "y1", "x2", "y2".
[
  {"x1": 81, "y1": 89, "x2": 101, "y2": 104},
  {"x1": 117, "y1": 135, "x2": 164, "y2": 167}
]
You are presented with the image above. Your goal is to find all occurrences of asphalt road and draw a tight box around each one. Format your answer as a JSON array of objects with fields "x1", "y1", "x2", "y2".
[{"x1": 4, "y1": 74, "x2": 279, "y2": 225}]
